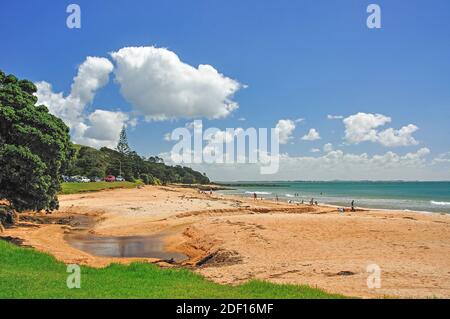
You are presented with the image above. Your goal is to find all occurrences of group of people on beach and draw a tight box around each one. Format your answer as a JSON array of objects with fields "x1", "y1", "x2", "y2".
[
  {"x1": 251, "y1": 191, "x2": 356, "y2": 212},
  {"x1": 252, "y1": 192, "x2": 265, "y2": 201}
]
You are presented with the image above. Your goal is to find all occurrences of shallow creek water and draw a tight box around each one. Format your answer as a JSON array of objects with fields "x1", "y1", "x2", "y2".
[
  {"x1": 64, "y1": 216, "x2": 187, "y2": 262},
  {"x1": 65, "y1": 233, "x2": 187, "y2": 262}
]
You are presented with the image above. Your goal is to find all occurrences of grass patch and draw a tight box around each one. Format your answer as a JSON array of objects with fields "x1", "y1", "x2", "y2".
[
  {"x1": 0, "y1": 240, "x2": 345, "y2": 299},
  {"x1": 60, "y1": 181, "x2": 144, "y2": 195}
]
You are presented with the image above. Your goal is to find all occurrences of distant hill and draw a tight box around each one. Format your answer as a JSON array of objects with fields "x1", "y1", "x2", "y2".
[{"x1": 64, "y1": 145, "x2": 210, "y2": 185}]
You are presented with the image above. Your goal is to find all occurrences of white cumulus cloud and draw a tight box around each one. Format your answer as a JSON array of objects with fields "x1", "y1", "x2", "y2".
[
  {"x1": 35, "y1": 56, "x2": 130, "y2": 148},
  {"x1": 79, "y1": 110, "x2": 130, "y2": 148},
  {"x1": 110, "y1": 46, "x2": 243, "y2": 121},
  {"x1": 302, "y1": 128, "x2": 321, "y2": 141},
  {"x1": 275, "y1": 119, "x2": 296, "y2": 144},
  {"x1": 343, "y1": 112, "x2": 419, "y2": 147},
  {"x1": 377, "y1": 124, "x2": 419, "y2": 147}
]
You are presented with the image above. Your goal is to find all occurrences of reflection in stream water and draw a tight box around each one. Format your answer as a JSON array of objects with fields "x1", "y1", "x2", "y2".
[{"x1": 65, "y1": 234, "x2": 187, "y2": 262}]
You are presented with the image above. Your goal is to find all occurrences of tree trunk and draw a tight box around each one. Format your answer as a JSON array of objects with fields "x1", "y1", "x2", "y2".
[{"x1": 0, "y1": 205, "x2": 18, "y2": 229}]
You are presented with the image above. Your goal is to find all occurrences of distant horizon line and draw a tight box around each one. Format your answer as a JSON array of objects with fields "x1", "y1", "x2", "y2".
[{"x1": 213, "y1": 180, "x2": 450, "y2": 183}]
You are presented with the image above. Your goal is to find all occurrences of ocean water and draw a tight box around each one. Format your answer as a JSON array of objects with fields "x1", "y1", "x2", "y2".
[{"x1": 217, "y1": 181, "x2": 450, "y2": 214}]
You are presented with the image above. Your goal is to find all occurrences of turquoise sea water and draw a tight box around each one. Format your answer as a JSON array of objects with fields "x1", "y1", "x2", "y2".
[{"x1": 217, "y1": 181, "x2": 450, "y2": 214}]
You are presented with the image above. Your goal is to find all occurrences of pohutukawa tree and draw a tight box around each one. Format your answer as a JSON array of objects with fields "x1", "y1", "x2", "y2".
[{"x1": 0, "y1": 70, "x2": 74, "y2": 212}]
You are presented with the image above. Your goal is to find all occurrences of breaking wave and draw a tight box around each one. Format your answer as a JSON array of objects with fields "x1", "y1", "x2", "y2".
[{"x1": 431, "y1": 201, "x2": 450, "y2": 206}]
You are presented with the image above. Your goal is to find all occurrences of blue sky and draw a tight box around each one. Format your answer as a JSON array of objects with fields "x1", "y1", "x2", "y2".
[{"x1": 1, "y1": 0, "x2": 450, "y2": 180}]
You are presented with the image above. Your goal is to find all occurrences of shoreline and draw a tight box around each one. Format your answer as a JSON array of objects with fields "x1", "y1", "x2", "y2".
[
  {"x1": 217, "y1": 190, "x2": 449, "y2": 216},
  {"x1": 2, "y1": 184, "x2": 450, "y2": 298}
]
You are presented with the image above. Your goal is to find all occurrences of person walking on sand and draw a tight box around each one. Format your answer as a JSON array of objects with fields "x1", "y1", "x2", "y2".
[
  {"x1": 310, "y1": 198, "x2": 314, "y2": 205},
  {"x1": 253, "y1": 192, "x2": 257, "y2": 200},
  {"x1": 351, "y1": 200, "x2": 355, "y2": 212}
]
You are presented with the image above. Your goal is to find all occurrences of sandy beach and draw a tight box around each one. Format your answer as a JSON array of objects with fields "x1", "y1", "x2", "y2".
[{"x1": 2, "y1": 185, "x2": 450, "y2": 298}]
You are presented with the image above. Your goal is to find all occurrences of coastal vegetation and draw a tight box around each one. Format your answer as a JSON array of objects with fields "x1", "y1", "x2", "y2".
[
  {"x1": 0, "y1": 70, "x2": 74, "y2": 212},
  {"x1": 65, "y1": 143, "x2": 210, "y2": 186}
]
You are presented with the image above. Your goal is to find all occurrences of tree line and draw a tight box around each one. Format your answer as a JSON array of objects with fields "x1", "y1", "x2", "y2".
[
  {"x1": 0, "y1": 69, "x2": 209, "y2": 213},
  {"x1": 66, "y1": 141, "x2": 210, "y2": 186}
]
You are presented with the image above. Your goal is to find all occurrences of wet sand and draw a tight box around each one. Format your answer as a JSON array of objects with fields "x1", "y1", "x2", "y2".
[{"x1": 2, "y1": 185, "x2": 450, "y2": 298}]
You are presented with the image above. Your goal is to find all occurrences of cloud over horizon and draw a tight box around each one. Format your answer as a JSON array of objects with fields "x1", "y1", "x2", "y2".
[{"x1": 164, "y1": 147, "x2": 439, "y2": 181}]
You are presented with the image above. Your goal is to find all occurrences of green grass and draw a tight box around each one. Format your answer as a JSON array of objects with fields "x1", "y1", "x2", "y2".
[
  {"x1": 0, "y1": 240, "x2": 345, "y2": 299},
  {"x1": 60, "y1": 181, "x2": 144, "y2": 195}
]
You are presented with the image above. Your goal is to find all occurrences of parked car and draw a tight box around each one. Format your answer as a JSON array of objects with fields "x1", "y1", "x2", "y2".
[
  {"x1": 62, "y1": 175, "x2": 79, "y2": 182},
  {"x1": 80, "y1": 176, "x2": 91, "y2": 183},
  {"x1": 90, "y1": 177, "x2": 102, "y2": 182},
  {"x1": 105, "y1": 175, "x2": 116, "y2": 182},
  {"x1": 115, "y1": 175, "x2": 125, "y2": 182}
]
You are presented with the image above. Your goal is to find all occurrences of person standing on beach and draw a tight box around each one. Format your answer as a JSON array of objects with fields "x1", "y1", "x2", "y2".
[
  {"x1": 310, "y1": 198, "x2": 314, "y2": 205},
  {"x1": 351, "y1": 200, "x2": 355, "y2": 212},
  {"x1": 253, "y1": 192, "x2": 257, "y2": 200},
  {"x1": 276, "y1": 194, "x2": 279, "y2": 202}
]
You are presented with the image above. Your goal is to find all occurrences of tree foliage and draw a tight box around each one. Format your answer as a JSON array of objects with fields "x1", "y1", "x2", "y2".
[
  {"x1": 65, "y1": 144, "x2": 210, "y2": 185},
  {"x1": 0, "y1": 70, "x2": 74, "y2": 212},
  {"x1": 116, "y1": 126, "x2": 131, "y2": 155}
]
